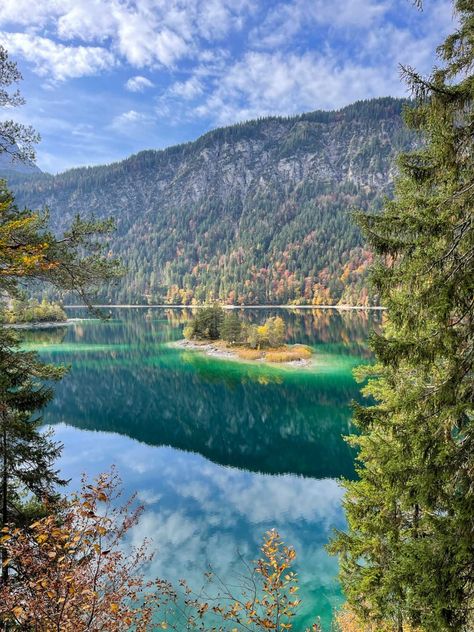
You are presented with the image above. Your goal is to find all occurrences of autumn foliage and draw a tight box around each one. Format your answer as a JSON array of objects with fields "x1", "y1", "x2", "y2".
[
  {"x1": 0, "y1": 471, "x2": 325, "y2": 631},
  {"x1": 178, "y1": 528, "x2": 321, "y2": 631},
  {"x1": 0, "y1": 470, "x2": 163, "y2": 631},
  {"x1": 334, "y1": 605, "x2": 422, "y2": 632}
]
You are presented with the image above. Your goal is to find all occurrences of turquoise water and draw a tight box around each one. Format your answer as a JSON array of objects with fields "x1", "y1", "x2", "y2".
[{"x1": 23, "y1": 307, "x2": 378, "y2": 629}]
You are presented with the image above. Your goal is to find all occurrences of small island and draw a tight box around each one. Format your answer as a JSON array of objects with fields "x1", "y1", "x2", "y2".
[{"x1": 175, "y1": 305, "x2": 314, "y2": 366}]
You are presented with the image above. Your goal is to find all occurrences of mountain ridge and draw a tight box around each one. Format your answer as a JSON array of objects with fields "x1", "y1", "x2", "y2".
[{"x1": 2, "y1": 97, "x2": 415, "y2": 305}]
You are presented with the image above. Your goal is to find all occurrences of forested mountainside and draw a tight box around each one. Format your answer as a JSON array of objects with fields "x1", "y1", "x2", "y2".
[{"x1": 3, "y1": 97, "x2": 415, "y2": 305}]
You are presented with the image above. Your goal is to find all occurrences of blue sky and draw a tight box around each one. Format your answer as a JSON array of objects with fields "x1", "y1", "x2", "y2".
[{"x1": 0, "y1": 0, "x2": 455, "y2": 173}]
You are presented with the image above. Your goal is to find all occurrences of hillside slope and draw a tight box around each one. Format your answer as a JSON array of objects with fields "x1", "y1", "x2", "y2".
[{"x1": 2, "y1": 97, "x2": 414, "y2": 305}]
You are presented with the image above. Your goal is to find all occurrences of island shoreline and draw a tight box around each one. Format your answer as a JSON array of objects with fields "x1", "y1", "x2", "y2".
[{"x1": 170, "y1": 339, "x2": 314, "y2": 368}]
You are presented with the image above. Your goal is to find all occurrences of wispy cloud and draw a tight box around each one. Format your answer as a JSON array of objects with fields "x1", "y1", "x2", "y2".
[
  {"x1": 168, "y1": 77, "x2": 203, "y2": 100},
  {"x1": 125, "y1": 75, "x2": 155, "y2": 92},
  {"x1": 249, "y1": 0, "x2": 390, "y2": 49},
  {"x1": 0, "y1": 0, "x2": 456, "y2": 170},
  {"x1": 110, "y1": 109, "x2": 155, "y2": 133}
]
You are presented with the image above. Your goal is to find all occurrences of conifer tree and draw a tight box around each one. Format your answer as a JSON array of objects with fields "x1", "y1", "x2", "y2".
[
  {"x1": 187, "y1": 304, "x2": 225, "y2": 340},
  {"x1": 0, "y1": 181, "x2": 120, "y2": 584},
  {"x1": 221, "y1": 311, "x2": 242, "y2": 344},
  {"x1": 0, "y1": 328, "x2": 66, "y2": 580},
  {"x1": 0, "y1": 47, "x2": 122, "y2": 585},
  {"x1": 330, "y1": 2, "x2": 473, "y2": 631}
]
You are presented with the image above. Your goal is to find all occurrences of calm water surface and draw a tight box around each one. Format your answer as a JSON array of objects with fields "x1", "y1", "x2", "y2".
[{"x1": 22, "y1": 307, "x2": 378, "y2": 629}]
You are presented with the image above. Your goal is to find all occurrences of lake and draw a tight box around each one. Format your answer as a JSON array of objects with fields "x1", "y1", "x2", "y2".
[{"x1": 22, "y1": 307, "x2": 379, "y2": 629}]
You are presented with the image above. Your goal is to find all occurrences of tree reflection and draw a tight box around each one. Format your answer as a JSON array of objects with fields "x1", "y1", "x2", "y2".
[{"x1": 32, "y1": 308, "x2": 377, "y2": 479}]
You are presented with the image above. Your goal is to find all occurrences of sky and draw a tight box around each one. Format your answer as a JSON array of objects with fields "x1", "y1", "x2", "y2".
[{"x1": 0, "y1": 0, "x2": 456, "y2": 173}]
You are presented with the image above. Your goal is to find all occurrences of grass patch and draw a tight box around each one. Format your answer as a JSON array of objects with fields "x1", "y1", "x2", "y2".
[
  {"x1": 265, "y1": 345, "x2": 313, "y2": 363},
  {"x1": 234, "y1": 348, "x2": 264, "y2": 360}
]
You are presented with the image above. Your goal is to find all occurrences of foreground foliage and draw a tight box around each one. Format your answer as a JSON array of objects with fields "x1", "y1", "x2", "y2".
[
  {"x1": 0, "y1": 471, "x2": 158, "y2": 631},
  {"x1": 330, "y1": 1, "x2": 474, "y2": 630},
  {"x1": 0, "y1": 45, "x2": 121, "y2": 583},
  {"x1": 0, "y1": 472, "x2": 322, "y2": 631}
]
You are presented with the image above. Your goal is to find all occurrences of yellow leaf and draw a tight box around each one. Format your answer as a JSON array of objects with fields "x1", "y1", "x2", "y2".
[{"x1": 12, "y1": 606, "x2": 24, "y2": 618}]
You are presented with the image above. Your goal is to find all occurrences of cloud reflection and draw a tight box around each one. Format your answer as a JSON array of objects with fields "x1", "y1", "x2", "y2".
[{"x1": 52, "y1": 424, "x2": 345, "y2": 626}]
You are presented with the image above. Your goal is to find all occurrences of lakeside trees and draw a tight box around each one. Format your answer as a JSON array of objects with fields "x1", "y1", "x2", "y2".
[
  {"x1": 0, "y1": 298, "x2": 67, "y2": 324},
  {"x1": 330, "y1": 1, "x2": 474, "y2": 630}
]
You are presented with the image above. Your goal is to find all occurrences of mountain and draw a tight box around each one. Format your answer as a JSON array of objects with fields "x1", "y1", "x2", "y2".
[{"x1": 1, "y1": 97, "x2": 415, "y2": 305}]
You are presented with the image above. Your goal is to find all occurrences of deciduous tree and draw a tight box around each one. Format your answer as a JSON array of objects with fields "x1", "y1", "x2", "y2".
[
  {"x1": 0, "y1": 473, "x2": 322, "y2": 632},
  {"x1": 0, "y1": 45, "x2": 39, "y2": 164}
]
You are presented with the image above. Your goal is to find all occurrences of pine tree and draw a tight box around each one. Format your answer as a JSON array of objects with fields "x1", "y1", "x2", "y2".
[
  {"x1": 0, "y1": 328, "x2": 66, "y2": 580},
  {"x1": 221, "y1": 311, "x2": 242, "y2": 344},
  {"x1": 189, "y1": 305, "x2": 225, "y2": 340},
  {"x1": 0, "y1": 47, "x2": 122, "y2": 587},
  {"x1": 329, "y1": 2, "x2": 473, "y2": 631}
]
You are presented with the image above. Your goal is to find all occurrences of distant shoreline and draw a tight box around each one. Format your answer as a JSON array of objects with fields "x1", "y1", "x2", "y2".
[
  {"x1": 63, "y1": 304, "x2": 385, "y2": 310},
  {"x1": 4, "y1": 318, "x2": 86, "y2": 330},
  {"x1": 5, "y1": 321, "x2": 71, "y2": 330}
]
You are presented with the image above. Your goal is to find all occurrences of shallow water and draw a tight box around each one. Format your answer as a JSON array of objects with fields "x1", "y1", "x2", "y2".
[{"x1": 23, "y1": 307, "x2": 378, "y2": 629}]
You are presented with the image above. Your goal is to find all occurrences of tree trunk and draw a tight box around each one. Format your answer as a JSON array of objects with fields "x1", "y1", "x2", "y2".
[{"x1": 1, "y1": 415, "x2": 8, "y2": 583}]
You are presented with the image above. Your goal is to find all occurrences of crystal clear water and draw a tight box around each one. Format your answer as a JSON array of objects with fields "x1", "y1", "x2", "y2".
[{"x1": 22, "y1": 307, "x2": 379, "y2": 629}]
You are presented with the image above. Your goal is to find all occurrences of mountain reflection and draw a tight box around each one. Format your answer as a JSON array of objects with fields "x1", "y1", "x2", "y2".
[{"x1": 25, "y1": 308, "x2": 378, "y2": 479}]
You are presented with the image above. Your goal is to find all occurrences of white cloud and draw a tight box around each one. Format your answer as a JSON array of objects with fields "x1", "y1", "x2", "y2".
[
  {"x1": 168, "y1": 77, "x2": 203, "y2": 100},
  {"x1": 110, "y1": 109, "x2": 155, "y2": 133},
  {"x1": 250, "y1": 0, "x2": 391, "y2": 49},
  {"x1": 192, "y1": 50, "x2": 401, "y2": 125},
  {"x1": 0, "y1": 0, "x2": 63, "y2": 29},
  {"x1": 56, "y1": 2, "x2": 115, "y2": 42},
  {"x1": 125, "y1": 75, "x2": 155, "y2": 92},
  {"x1": 0, "y1": 31, "x2": 115, "y2": 81},
  {"x1": 0, "y1": 0, "x2": 250, "y2": 77}
]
